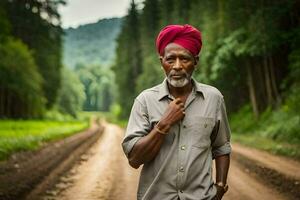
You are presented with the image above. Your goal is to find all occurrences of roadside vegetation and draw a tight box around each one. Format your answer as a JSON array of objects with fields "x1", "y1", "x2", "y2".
[
  {"x1": 230, "y1": 85, "x2": 300, "y2": 159},
  {"x1": 0, "y1": 118, "x2": 89, "y2": 161}
]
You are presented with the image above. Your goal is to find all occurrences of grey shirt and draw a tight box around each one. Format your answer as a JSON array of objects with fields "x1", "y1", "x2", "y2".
[{"x1": 122, "y1": 79, "x2": 231, "y2": 200}]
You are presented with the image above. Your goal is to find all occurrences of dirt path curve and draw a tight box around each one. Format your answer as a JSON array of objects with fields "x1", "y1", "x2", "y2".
[
  {"x1": 42, "y1": 122, "x2": 139, "y2": 200},
  {"x1": 42, "y1": 123, "x2": 290, "y2": 200}
]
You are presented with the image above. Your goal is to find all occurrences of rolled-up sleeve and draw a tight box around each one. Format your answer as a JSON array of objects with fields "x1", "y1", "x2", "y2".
[
  {"x1": 122, "y1": 97, "x2": 150, "y2": 158},
  {"x1": 211, "y1": 97, "x2": 231, "y2": 158}
]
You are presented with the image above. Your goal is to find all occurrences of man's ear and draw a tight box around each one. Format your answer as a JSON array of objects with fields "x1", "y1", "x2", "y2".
[
  {"x1": 159, "y1": 56, "x2": 163, "y2": 65},
  {"x1": 194, "y1": 56, "x2": 199, "y2": 65}
]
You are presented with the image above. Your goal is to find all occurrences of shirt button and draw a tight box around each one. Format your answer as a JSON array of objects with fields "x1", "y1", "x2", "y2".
[
  {"x1": 183, "y1": 125, "x2": 186, "y2": 128},
  {"x1": 180, "y1": 190, "x2": 183, "y2": 193},
  {"x1": 179, "y1": 166, "x2": 184, "y2": 172},
  {"x1": 204, "y1": 123, "x2": 207, "y2": 128},
  {"x1": 180, "y1": 145, "x2": 186, "y2": 150}
]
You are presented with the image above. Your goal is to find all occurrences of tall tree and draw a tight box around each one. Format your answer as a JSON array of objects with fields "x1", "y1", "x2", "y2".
[
  {"x1": 5, "y1": 0, "x2": 65, "y2": 108},
  {"x1": 57, "y1": 68, "x2": 85, "y2": 117},
  {"x1": 136, "y1": 0, "x2": 163, "y2": 92},
  {"x1": 113, "y1": 0, "x2": 143, "y2": 118},
  {"x1": 159, "y1": 0, "x2": 175, "y2": 26},
  {"x1": 0, "y1": 38, "x2": 45, "y2": 118},
  {"x1": 170, "y1": 0, "x2": 193, "y2": 24}
]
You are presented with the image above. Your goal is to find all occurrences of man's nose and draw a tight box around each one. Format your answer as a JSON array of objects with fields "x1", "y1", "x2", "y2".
[{"x1": 172, "y1": 58, "x2": 182, "y2": 70}]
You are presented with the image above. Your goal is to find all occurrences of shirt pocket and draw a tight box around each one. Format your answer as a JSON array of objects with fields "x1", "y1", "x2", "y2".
[{"x1": 187, "y1": 116, "x2": 215, "y2": 148}]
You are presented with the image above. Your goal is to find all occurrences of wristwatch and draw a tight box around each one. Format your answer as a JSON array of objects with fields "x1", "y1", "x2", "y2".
[{"x1": 215, "y1": 182, "x2": 228, "y2": 193}]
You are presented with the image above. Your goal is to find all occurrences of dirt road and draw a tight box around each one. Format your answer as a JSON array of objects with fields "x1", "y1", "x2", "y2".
[
  {"x1": 42, "y1": 122, "x2": 139, "y2": 200},
  {"x1": 42, "y1": 123, "x2": 294, "y2": 200},
  {"x1": 223, "y1": 159, "x2": 287, "y2": 200}
]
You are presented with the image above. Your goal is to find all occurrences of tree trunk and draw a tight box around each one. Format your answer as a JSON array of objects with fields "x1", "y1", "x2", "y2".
[
  {"x1": 268, "y1": 55, "x2": 281, "y2": 106},
  {"x1": 255, "y1": 58, "x2": 268, "y2": 112},
  {"x1": 7, "y1": 91, "x2": 11, "y2": 118},
  {"x1": 247, "y1": 61, "x2": 259, "y2": 118},
  {"x1": 263, "y1": 55, "x2": 274, "y2": 106},
  {"x1": 0, "y1": 87, "x2": 3, "y2": 117}
]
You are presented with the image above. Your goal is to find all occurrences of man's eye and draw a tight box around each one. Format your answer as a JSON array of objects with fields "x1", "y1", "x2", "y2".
[
  {"x1": 166, "y1": 58, "x2": 174, "y2": 63},
  {"x1": 182, "y1": 56, "x2": 191, "y2": 61},
  {"x1": 181, "y1": 58, "x2": 189, "y2": 63}
]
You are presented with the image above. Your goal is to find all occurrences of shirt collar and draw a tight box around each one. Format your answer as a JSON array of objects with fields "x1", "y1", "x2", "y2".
[
  {"x1": 192, "y1": 78, "x2": 206, "y2": 99},
  {"x1": 158, "y1": 78, "x2": 205, "y2": 101}
]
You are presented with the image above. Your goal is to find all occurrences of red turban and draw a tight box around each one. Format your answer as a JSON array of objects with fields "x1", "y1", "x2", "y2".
[{"x1": 156, "y1": 24, "x2": 202, "y2": 56}]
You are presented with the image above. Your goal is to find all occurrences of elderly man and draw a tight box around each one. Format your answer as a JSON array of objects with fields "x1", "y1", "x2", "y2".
[{"x1": 122, "y1": 24, "x2": 231, "y2": 200}]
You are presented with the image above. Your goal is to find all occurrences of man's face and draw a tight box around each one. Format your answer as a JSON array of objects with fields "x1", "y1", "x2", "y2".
[{"x1": 160, "y1": 43, "x2": 198, "y2": 88}]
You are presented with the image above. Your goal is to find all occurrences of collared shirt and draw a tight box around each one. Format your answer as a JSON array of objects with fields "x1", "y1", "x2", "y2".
[{"x1": 122, "y1": 78, "x2": 231, "y2": 200}]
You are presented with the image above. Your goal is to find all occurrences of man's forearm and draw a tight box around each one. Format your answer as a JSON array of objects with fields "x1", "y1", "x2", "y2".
[
  {"x1": 128, "y1": 127, "x2": 166, "y2": 169},
  {"x1": 215, "y1": 154, "x2": 230, "y2": 183}
]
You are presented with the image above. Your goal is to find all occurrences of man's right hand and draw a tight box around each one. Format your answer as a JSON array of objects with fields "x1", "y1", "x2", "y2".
[
  {"x1": 157, "y1": 98, "x2": 185, "y2": 132},
  {"x1": 212, "y1": 183, "x2": 228, "y2": 200}
]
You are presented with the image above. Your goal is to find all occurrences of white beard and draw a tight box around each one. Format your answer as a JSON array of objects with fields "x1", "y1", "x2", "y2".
[
  {"x1": 167, "y1": 76, "x2": 189, "y2": 87},
  {"x1": 166, "y1": 70, "x2": 192, "y2": 88}
]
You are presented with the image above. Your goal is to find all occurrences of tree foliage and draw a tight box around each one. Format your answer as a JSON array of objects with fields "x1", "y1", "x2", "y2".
[
  {"x1": 56, "y1": 68, "x2": 86, "y2": 117},
  {"x1": 0, "y1": 0, "x2": 65, "y2": 118},
  {"x1": 113, "y1": 0, "x2": 300, "y2": 120},
  {"x1": 113, "y1": 0, "x2": 143, "y2": 118},
  {"x1": 63, "y1": 18, "x2": 123, "y2": 69},
  {"x1": 0, "y1": 38, "x2": 45, "y2": 118},
  {"x1": 4, "y1": 0, "x2": 65, "y2": 108},
  {"x1": 76, "y1": 65, "x2": 116, "y2": 112}
]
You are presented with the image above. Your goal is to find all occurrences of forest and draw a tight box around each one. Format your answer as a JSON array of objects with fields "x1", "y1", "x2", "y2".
[
  {"x1": 0, "y1": 0, "x2": 118, "y2": 119},
  {"x1": 0, "y1": 0, "x2": 64, "y2": 118},
  {"x1": 113, "y1": 0, "x2": 300, "y2": 154},
  {"x1": 0, "y1": 0, "x2": 299, "y2": 158}
]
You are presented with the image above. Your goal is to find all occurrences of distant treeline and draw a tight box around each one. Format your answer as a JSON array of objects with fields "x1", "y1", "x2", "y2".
[
  {"x1": 63, "y1": 18, "x2": 122, "y2": 69},
  {"x1": 113, "y1": 0, "x2": 300, "y2": 119},
  {"x1": 0, "y1": 0, "x2": 121, "y2": 119},
  {"x1": 0, "y1": 0, "x2": 65, "y2": 118}
]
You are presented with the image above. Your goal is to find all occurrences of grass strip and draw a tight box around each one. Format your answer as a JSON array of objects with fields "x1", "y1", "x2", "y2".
[
  {"x1": 232, "y1": 133, "x2": 300, "y2": 160},
  {"x1": 0, "y1": 120, "x2": 89, "y2": 160}
]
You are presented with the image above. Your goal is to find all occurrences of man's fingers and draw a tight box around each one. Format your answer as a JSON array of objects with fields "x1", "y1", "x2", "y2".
[
  {"x1": 173, "y1": 98, "x2": 184, "y2": 107},
  {"x1": 174, "y1": 98, "x2": 182, "y2": 104},
  {"x1": 178, "y1": 102, "x2": 184, "y2": 108},
  {"x1": 172, "y1": 98, "x2": 185, "y2": 114}
]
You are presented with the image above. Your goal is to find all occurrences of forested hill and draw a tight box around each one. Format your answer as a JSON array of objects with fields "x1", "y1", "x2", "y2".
[{"x1": 63, "y1": 17, "x2": 123, "y2": 69}]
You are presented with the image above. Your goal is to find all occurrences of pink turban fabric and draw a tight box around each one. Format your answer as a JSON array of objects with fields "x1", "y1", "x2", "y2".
[{"x1": 156, "y1": 24, "x2": 202, "y2": 56}]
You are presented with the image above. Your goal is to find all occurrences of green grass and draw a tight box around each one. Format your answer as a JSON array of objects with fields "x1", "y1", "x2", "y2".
[
  {"x1": 230, "y1": 100, "x2": 300, "y2": 160},
  {"x1": 232, "y1": 133, "x2": 300, "y2": 160},
  {"x1": 0, "y1": 120, "x2": 89, "y2": 160}
]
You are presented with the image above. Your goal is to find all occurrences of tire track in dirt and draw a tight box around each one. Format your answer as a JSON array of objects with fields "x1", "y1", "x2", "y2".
[
  {"x1": 42, "y1": 122, "x2": 139, "y2": 200},
  {"x1": 222, "y1": 158, "x2": 288, "y2": 200},
  {"x1": 233, "y1": 143, "x2": 300, "y2": 180}
]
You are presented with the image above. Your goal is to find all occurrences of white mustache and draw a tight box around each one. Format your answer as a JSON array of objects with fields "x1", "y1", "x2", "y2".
[{"x1": 168, "y1": 70, "x2": 188, "y2": 78}]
